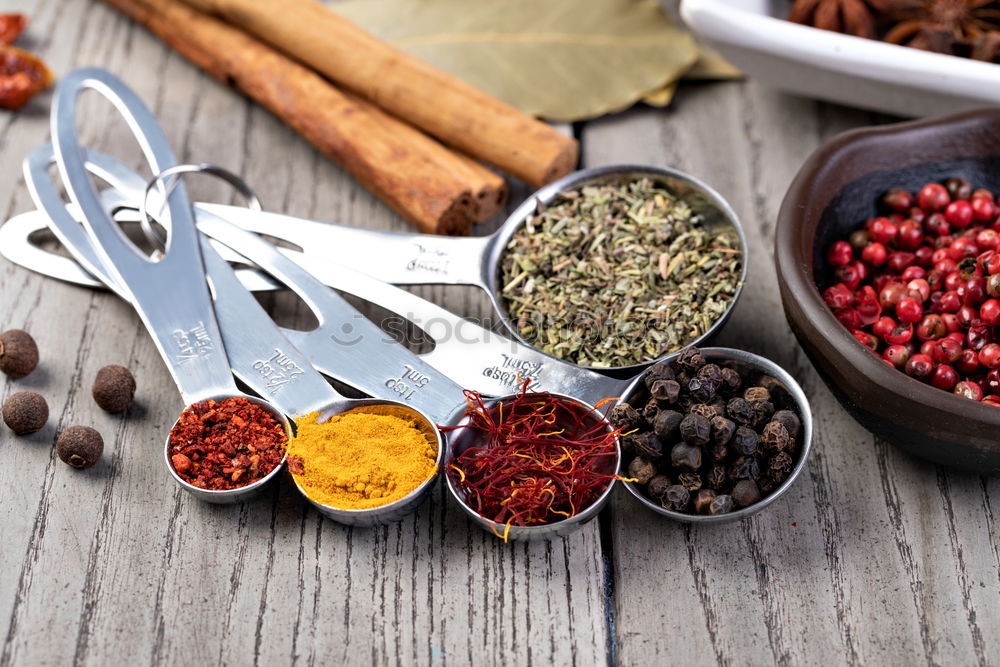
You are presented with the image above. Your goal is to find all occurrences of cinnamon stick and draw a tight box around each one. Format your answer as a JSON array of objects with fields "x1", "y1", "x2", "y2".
[
  {"x1": 179, "y1": 0, "x2": 579, "y2": 188},
  {"x1": 103, "y1": 0, "x2": 493, "y2": 235}
]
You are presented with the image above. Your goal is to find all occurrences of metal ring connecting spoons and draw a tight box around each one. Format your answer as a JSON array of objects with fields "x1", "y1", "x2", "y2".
[{"x1": 139, "y1": 162, "x2": 262, "y2": 249}]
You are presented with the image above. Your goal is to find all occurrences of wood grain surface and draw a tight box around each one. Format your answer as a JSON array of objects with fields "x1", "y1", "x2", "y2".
[{"x1": 0, "y1": 1, "x2": 997, "y2": 665}]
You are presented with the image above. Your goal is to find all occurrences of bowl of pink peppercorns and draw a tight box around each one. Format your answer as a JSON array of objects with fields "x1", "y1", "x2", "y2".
[{"x1": 776, "y1": 108, "x2": 1000, "y2": 473}]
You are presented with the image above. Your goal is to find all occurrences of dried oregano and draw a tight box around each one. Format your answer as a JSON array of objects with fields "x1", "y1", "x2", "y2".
[{"x1": 499, "y1": 177, "x2": 742, "y2": 367}]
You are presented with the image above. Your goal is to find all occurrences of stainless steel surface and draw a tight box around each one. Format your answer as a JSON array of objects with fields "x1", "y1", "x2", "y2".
[
  {"x1": 50, "y1": 68, "x2": 237, "y2": 404},
  {"x1": 44, "y1": 68, "x2": 291, "y2": 504},
  {"x1": 88, "y1": 160, "x2": 750, "y2": 374},
  {"x1": 618, "y1": 347, "x2": 814, "y2": 523}
]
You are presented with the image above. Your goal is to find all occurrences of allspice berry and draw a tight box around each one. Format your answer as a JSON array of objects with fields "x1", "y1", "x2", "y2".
[
  {"x1": 56, "y1": 426, "x2": 103, "y2": 469},
  {"x1": 92, "y1": 365, "x2": 136, "y2": 413},
  {"x1": 2, "y1": 392, "x2": 48, "y2": 434},
  {"x1": 0, "y1": 329, "x2": 39, "y2": 379}
]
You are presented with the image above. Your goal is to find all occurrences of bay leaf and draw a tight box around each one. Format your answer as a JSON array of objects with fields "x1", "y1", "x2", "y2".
[
  {"x1": 685, "y1": 44, "x2": 742, "y2": 80},
  {"x1": 332, "y1": 0, "x2": 698, "y2": 122},
  {"x1": 641, "y1": 81, "x2": 678, "y2": 107}
]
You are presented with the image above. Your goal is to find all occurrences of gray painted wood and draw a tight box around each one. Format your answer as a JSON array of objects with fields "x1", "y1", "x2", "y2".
[{"x1": 0, "y1": 1, "x2": 996, "y2": 665}]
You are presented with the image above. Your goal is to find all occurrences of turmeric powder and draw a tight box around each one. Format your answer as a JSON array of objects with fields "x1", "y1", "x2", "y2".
[{"x1": 287, "y1": 407, "x2": 438, "y2": 510}]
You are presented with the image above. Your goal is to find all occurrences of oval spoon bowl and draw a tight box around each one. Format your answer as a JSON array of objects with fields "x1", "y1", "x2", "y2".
[{"x1": 618, "y1": 347, "x2": 813, "y2": 523}]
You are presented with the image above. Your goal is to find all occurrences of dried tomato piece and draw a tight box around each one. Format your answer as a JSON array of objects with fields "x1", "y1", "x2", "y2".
[
  {"x1": 0, "y1": 14, "x2": 26, "y2": 46},
  {"x1": 0, "y1": 46, "x2": 52, "y2": 110}
]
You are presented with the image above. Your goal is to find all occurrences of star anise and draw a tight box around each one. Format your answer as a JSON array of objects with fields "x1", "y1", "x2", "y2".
[
  {"x1": 883, "y1": 0, "x2": 1000, "y2": 61},
  {"x1": 789, "y1": 0, "x2": 900, "y2": 38}
]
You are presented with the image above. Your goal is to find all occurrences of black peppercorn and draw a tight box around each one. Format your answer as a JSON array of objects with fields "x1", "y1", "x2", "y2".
[
  {"x1": 750, "y1": 400, "x2": 774, "y2": 428},
  {"x1": 707, "y1": 442, "x2": 729, "y2": 463},
  {"x1": 653, "y1": 410, "x2": 683, "y2": 441},
  {"x1": 731, "y1": 480, "x2": 761, "y2": 508},
  {"x1": 679, "y1": 413, "x2": 711, "y2": 447},
  {"x1": 696, "y1": 363, "x2": 723, "y2": 385},
  {"x1": 718, "y1": 367, "x2": 742, "y2": 395},
  {"x1": 689, "y1": 403, "x2": 717, "y2": 420},
  {"x1": 670, "y1": 442, "x2": 702, "y2": 471},
  {"x1": 676, "y1": 347, "x2": 705, "y2": 373},
  {"x1": 772, "y1": 409, "x2": 801, "y2": 439},
  {"x1": 647, "y1": 474, "x2": 673, "y2": 502},
  {"x1": 709, "y1": 398, "x2": 728, "y2": 416},
  {"x1": 628, "y1": 456, "x2": 656, "y2": 484},
  {"x1": 633, "y1": 432, "x2": 663, "y2": 460},
  {"x1": 732, "y1": 426, "x2": 759, "y2": 456},
  {"x1": 642, "y1": 398, "x2": 660, "y2": 424},
  {"x1": 56, "y1": 426, "x2": 103, "y2": 469},
  {"x1": 758, "y1": 475, "x2": 780, "y2": 495},
  {"x1": 761, "y1": 421, "x2": 791, "y2": 454},
  {"x1": 92, "y1": 364, "x2": 136, "y2": 413},
  {"x1": 662, "y1": 485, "x2": 690, "y2": 511},
  {"x1": 687, "y1": 377, "x2": 716, "y2": 403},
  {"x1": 650, "y1": 379, "x2": 680, "y2": 404},
  {"x1": 643, "y1": 363, "x2": 675, "y2": 389},
  {"x1": 2, "y1": 391, "x2": 48, "y2": 435},
  {"x1": 757, "y1": 375, "x2": 788, "y2": 404},
  {"x1": 0, "y1": 329, "x2": 39, "y2": 379},
  {"x1": 768, "y1": 451, "x2": 795, "y2": 479},
  {"x1": 610, "y1": 403, "x2": 642, "y2": 431},
  {"x1": 709, "y1": 494, "x2": 734, "y2": 515},
  {"x1": 692, "y1": 489, "x2": 717, "y2": 514},
  {"x1": 726, "y1": 397, "x2": 754, "y2": 426},
  {"x1": 706, "y1": 465, "x2": 727, "y2": 490},
  {"x1": 710, "y1": 416, "x2": 735, "y2": 445},
  {"x1": 743, "y1": 386, "x2": 770, "y2": 403},
  {"x1": 678, "y1": 472, "x2": 702, "y2": 491},
  {"x1": 729, "y1": 456, "x2": 760, "y2": 481}
]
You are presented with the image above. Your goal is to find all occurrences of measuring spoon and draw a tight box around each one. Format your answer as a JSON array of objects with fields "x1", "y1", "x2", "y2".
[
  {"x1": 29, "y1": 143, "x2": 640, "y2": 404},
  {"x1": 49, "y1": 67, "x2": 292, "y2": 503},
  {"x1": 9, "y1": 163, "x2": 626, "y2": 538},
  {"x1": 94, "y1": 156, "x2": 750, "y2": 374},
  {"x1": 197, "y1": 215, "x2": 624, "y2": 541},
  {"x1": 31, "y1": 145, "x2": 446, "y2": 524}
]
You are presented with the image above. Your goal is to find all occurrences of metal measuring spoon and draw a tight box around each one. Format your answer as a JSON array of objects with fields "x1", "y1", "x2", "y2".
[
  {"x1": 29, "y1": 142, "x2": 639, "y2": 404},
  {"x1": 195, "y1": 216, "x2": 624, "y2": 541},
  {"x1": 5, "y1": 188, "x2": 625, "y2": 538},
  {"x1": 3, "y1": 198, "x2": 637, "y2": 406},
  {"x1": 48, "y1": 67, "x2": 291, "y2": 503},
  {"x1": 97, "y1": 158, "x2": 750, "y2": 374}
]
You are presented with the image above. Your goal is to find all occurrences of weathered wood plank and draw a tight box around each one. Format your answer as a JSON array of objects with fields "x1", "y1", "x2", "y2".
[{"x1": 585, "y1": 78, "x2": 1000, "y2": 665}]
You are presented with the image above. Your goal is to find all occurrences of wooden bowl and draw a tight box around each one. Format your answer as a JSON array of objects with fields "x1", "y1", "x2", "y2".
[{"x1": 775, "y1": 109, "x2": 1000, "y2": 474}]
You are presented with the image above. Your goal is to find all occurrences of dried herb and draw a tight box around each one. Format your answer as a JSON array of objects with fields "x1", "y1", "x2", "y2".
[{"x1": 499, "y1": 177, "x2": 742, "y2": 367}]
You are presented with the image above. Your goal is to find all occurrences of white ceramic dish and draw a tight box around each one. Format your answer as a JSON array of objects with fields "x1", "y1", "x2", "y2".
[{"x1": 680, "y1": 0, "x2": 1000, "y2": 117}]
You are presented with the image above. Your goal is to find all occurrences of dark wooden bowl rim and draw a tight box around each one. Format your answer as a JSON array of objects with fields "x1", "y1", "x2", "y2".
[{"x1": 776, "y1": 108, "x2": 1000, "y2": 461}]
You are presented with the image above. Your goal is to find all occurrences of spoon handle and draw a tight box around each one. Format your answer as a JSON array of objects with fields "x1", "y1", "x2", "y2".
[
  {"x1": 197, "y1": 213, "x2": 467, "y2": 425},
  {"x1": 199, "y1": 247, "x2": 343, "y2": 416},
  {"x1": 51, "y1": 68, "x2": 237, "y2": 403},
  {"x1": 282, "y1": 251, "x2": 634, "y2": 405}
]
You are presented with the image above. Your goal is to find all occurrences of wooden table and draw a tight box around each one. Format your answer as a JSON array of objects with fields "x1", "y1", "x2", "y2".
[{"x1": 2, "y1": 1, "x2": 998, "y2": 665}]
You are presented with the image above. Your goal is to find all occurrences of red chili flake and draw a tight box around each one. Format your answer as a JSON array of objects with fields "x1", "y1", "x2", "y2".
[
  {"x1": 0, "y1": 14, "x2": 26, "y2": 46},
  {"x1": 167, "y1": 396, "x2": 286, "y2": 491}
]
